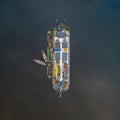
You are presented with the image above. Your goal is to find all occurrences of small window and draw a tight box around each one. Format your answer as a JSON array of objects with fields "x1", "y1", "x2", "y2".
[
  {"x1": 56, "y1": 39, "x2": 59, "y2": 42},
  {"x1": 63, "y1": 38, "x2": 66, "y2": 42}
]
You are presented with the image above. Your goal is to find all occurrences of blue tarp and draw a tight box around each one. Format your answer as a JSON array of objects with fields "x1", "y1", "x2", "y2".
[{"x1": 54, "y1": 48, "x2": 60, "y2": 51}]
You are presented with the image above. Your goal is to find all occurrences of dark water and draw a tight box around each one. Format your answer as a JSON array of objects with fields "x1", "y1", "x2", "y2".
[{"x1": 0, "y1": 0, "x2": 120, "y2": 120}]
